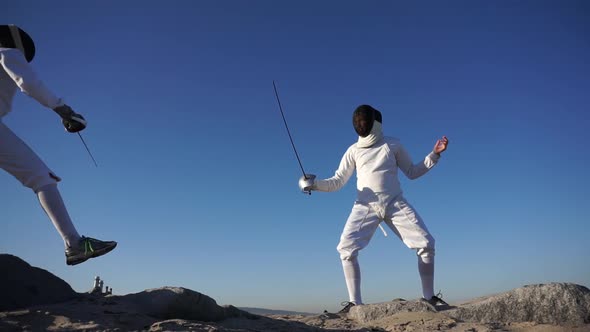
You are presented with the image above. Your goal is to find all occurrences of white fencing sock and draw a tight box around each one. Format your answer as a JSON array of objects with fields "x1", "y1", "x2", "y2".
[
  {"x1": 418, "y1": 254, "x2": 435, "y2": 299},
  {"x1": 36, "y1": 184, "x2": 81, "y2": 248},
  {"x1": 342, "y1": 257, "x2": 362, "y2": 304}
]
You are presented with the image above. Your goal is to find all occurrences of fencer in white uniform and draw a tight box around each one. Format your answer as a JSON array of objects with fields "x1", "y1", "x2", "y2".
[
  {"x1": 299, "y1": 104, "x2": 449, "y2": 313},
  {"x1": 0, "y1": 25, "x2": 116, "y2": 266}
]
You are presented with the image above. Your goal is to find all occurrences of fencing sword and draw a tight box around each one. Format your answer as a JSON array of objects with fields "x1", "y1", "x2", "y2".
[
  {"x1": 272, "y1": 81, "x2": 311, "y2": 194},
  {"x1": 77, "y1": 132, "x2": 98, "y2": 167}
]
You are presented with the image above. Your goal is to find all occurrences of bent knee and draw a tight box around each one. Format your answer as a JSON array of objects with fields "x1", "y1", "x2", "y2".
[
  {"x1": 417, "y1": 247, "x2": 435, "y2": 259},
  {"x1": 337, "y1": 244, "x2": 360, "y2": 261},
  {"x1": 26, "y1": 171, "x2": 61, "y2": 193},
  {"x1": 339, "y1": 252, "x2": 359, "y2": 261}
]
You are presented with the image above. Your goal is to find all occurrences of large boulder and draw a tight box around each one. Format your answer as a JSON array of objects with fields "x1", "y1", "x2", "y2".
[
  {"x1": 447, "y1": 283, "x2": 590, "y2": 325},
  {"x1": 0, "y1": 254, "x2": 77, "y2": 311},
  {"x1": 348, "y1": 298, "x2": 436, "y2": 324},
  {"x1": 121, "y1": 287, "x2": 252, "y2": 322}
]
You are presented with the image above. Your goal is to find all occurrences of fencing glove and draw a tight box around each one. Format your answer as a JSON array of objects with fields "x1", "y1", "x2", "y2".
[
  {"x1": 53, "y1": 104, "x2": 87, "y2": 133},
  {"x1": 298, "y1": 174, "x2": 317, "y2": 194}
]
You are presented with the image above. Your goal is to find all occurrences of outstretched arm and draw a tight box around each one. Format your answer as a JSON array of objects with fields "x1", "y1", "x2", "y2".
[
  {"x1": 0, "y1": 48, "x2": 64, "y2": 109},
  {"x1": 1, "y1": 49, "x2": 87, "y2": 133}
]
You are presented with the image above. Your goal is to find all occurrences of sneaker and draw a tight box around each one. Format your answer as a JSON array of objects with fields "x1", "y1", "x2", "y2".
[
  {"x1": 338, "y1": 301, "x2": 356, "y2": 314},
  {"x1": 66, "y1": 236, "x2": 117, "y2": 266},
  {"x1": 422, "y1": 292, "x2": 449, "y2": 306}
]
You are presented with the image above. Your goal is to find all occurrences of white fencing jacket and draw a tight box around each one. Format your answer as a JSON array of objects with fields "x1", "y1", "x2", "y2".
[
  {"x1": 0, "y1": 48, "x2": 63, "y2": 118},
  {"x1": 315, "y1": 137, "x2": 439, "y2": 198}
]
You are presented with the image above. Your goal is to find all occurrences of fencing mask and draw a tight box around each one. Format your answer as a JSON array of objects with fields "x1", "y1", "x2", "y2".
[
  {"x1": 353, "y1": 104, "x2": 382, "y2": 137},
  {"x1": 0, "y1": 25, "x2": 35, "y2": 62}
]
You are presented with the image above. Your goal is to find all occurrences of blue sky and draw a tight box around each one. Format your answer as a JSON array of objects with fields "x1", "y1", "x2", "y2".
[{"x1": 1, "y1": 1, "x2": 589, "y2": 313}]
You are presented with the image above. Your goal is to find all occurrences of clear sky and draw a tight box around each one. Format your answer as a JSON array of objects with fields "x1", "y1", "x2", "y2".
[{"x1": 1, "y1": 1, "x2": 589, "y2": 314}]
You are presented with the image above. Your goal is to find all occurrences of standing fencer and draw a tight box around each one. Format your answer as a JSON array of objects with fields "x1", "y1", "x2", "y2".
[
  {"x1": 299, "y1": 104, "x2": 449, "y2": 313},
  {"x1": 0, "y1": 25, "x2": 116, "y2": 265}
]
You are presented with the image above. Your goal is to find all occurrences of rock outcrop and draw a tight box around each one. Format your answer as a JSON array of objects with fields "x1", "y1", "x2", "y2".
[
  {"x1": 348, "y1": 298, "x2": 437, "y2": 324},
  {"x1": 446, "y1": 282, "x2": 590, "y2": 325},
  {"x1": 0, "y1": 254, "x2": 77, "y2": 311},
  {"x1": 120, "y1": 286, "x2": 252, "y2": 322},
  {"x1": 347, "y1": 283, "x2": 590, "y2": 328},
  {"x1": 2, "y1": 254, "x2": 589, "y2": 331}
]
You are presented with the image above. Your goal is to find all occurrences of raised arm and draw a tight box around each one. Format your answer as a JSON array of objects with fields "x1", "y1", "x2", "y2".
[{"x1": 395, "y1": 136, "x2": 448, "y2": 180}]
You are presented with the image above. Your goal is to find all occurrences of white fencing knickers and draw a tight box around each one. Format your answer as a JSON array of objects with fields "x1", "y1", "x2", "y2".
[
  {"x1": 337, "y1": 191, "x2": 436, "y2": 303},
  {"x1": 0, "y1": 121, "x2": 61, "y2": 192}
]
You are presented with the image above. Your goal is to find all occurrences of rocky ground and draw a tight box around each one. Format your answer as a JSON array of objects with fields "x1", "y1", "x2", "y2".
[
  {"x1": 2, "y1": 297, "x2": 589, "y2": 331},
  {"x1": 1, "y1": 254, "x2": 589, "y2": 331}
]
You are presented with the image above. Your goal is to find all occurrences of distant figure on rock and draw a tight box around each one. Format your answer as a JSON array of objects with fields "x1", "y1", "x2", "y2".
[
  {"x1": 90, "y1": 276, "x2": 102, "y2": 294},
  {"x1": 0, "y1": 25, "x2": 116, "y2": 265},
  {"x1": 90, "y1": 276, "x2": 111, "y2": 295},
  {"x1": 298, "y1": 105, "x2": 449, "y2": 313},
  {"x1": 93, "y1": 276, "x2": 100, "y2": 289}
]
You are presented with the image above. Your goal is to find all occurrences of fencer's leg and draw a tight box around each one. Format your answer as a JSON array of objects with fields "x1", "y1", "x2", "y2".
[
  {"x1": 342, "y1": 256, "x2": 362, "y2": 305},
  {"x1": 337, "y1": 202, "x2": 381, "y2": 305},
  {"x1": 417, "y1": 248, "x2": 435, "y2": 299},
  {"x1": 37, "y1": 184, "x2": 81, "y2": 248},
  {"x1": 0, "y1": 121, "x2": 60, "y2": 191},
  {"x1": 0, "y1": 122, "x2": 80, "y2": 248},
  {"x1": 386, "y1": 197, "x2": 436, "y2": 299}
]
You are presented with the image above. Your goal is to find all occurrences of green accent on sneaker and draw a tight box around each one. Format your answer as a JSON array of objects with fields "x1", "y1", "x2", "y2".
[
  {"x1": 65, "y1": 236, "x2": 117, "y2": 266},
  {"x1": 84, "y1": 237, "x2": 94, "y2": 255}
]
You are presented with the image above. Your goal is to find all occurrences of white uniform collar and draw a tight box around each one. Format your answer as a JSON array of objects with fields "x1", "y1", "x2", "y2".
[{"x1": 357, "y1": 121, "x2": 383, "y2": 148}]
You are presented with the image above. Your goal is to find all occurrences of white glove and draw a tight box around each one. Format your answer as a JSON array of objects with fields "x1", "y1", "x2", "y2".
[{"x1": 298, "y1": 174, "x2": 316, "y2": 194}]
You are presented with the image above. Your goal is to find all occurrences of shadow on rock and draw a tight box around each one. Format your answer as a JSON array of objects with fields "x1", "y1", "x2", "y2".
[{"x1": 0, "y1": 254, "x2": 77, "y2": 311}]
